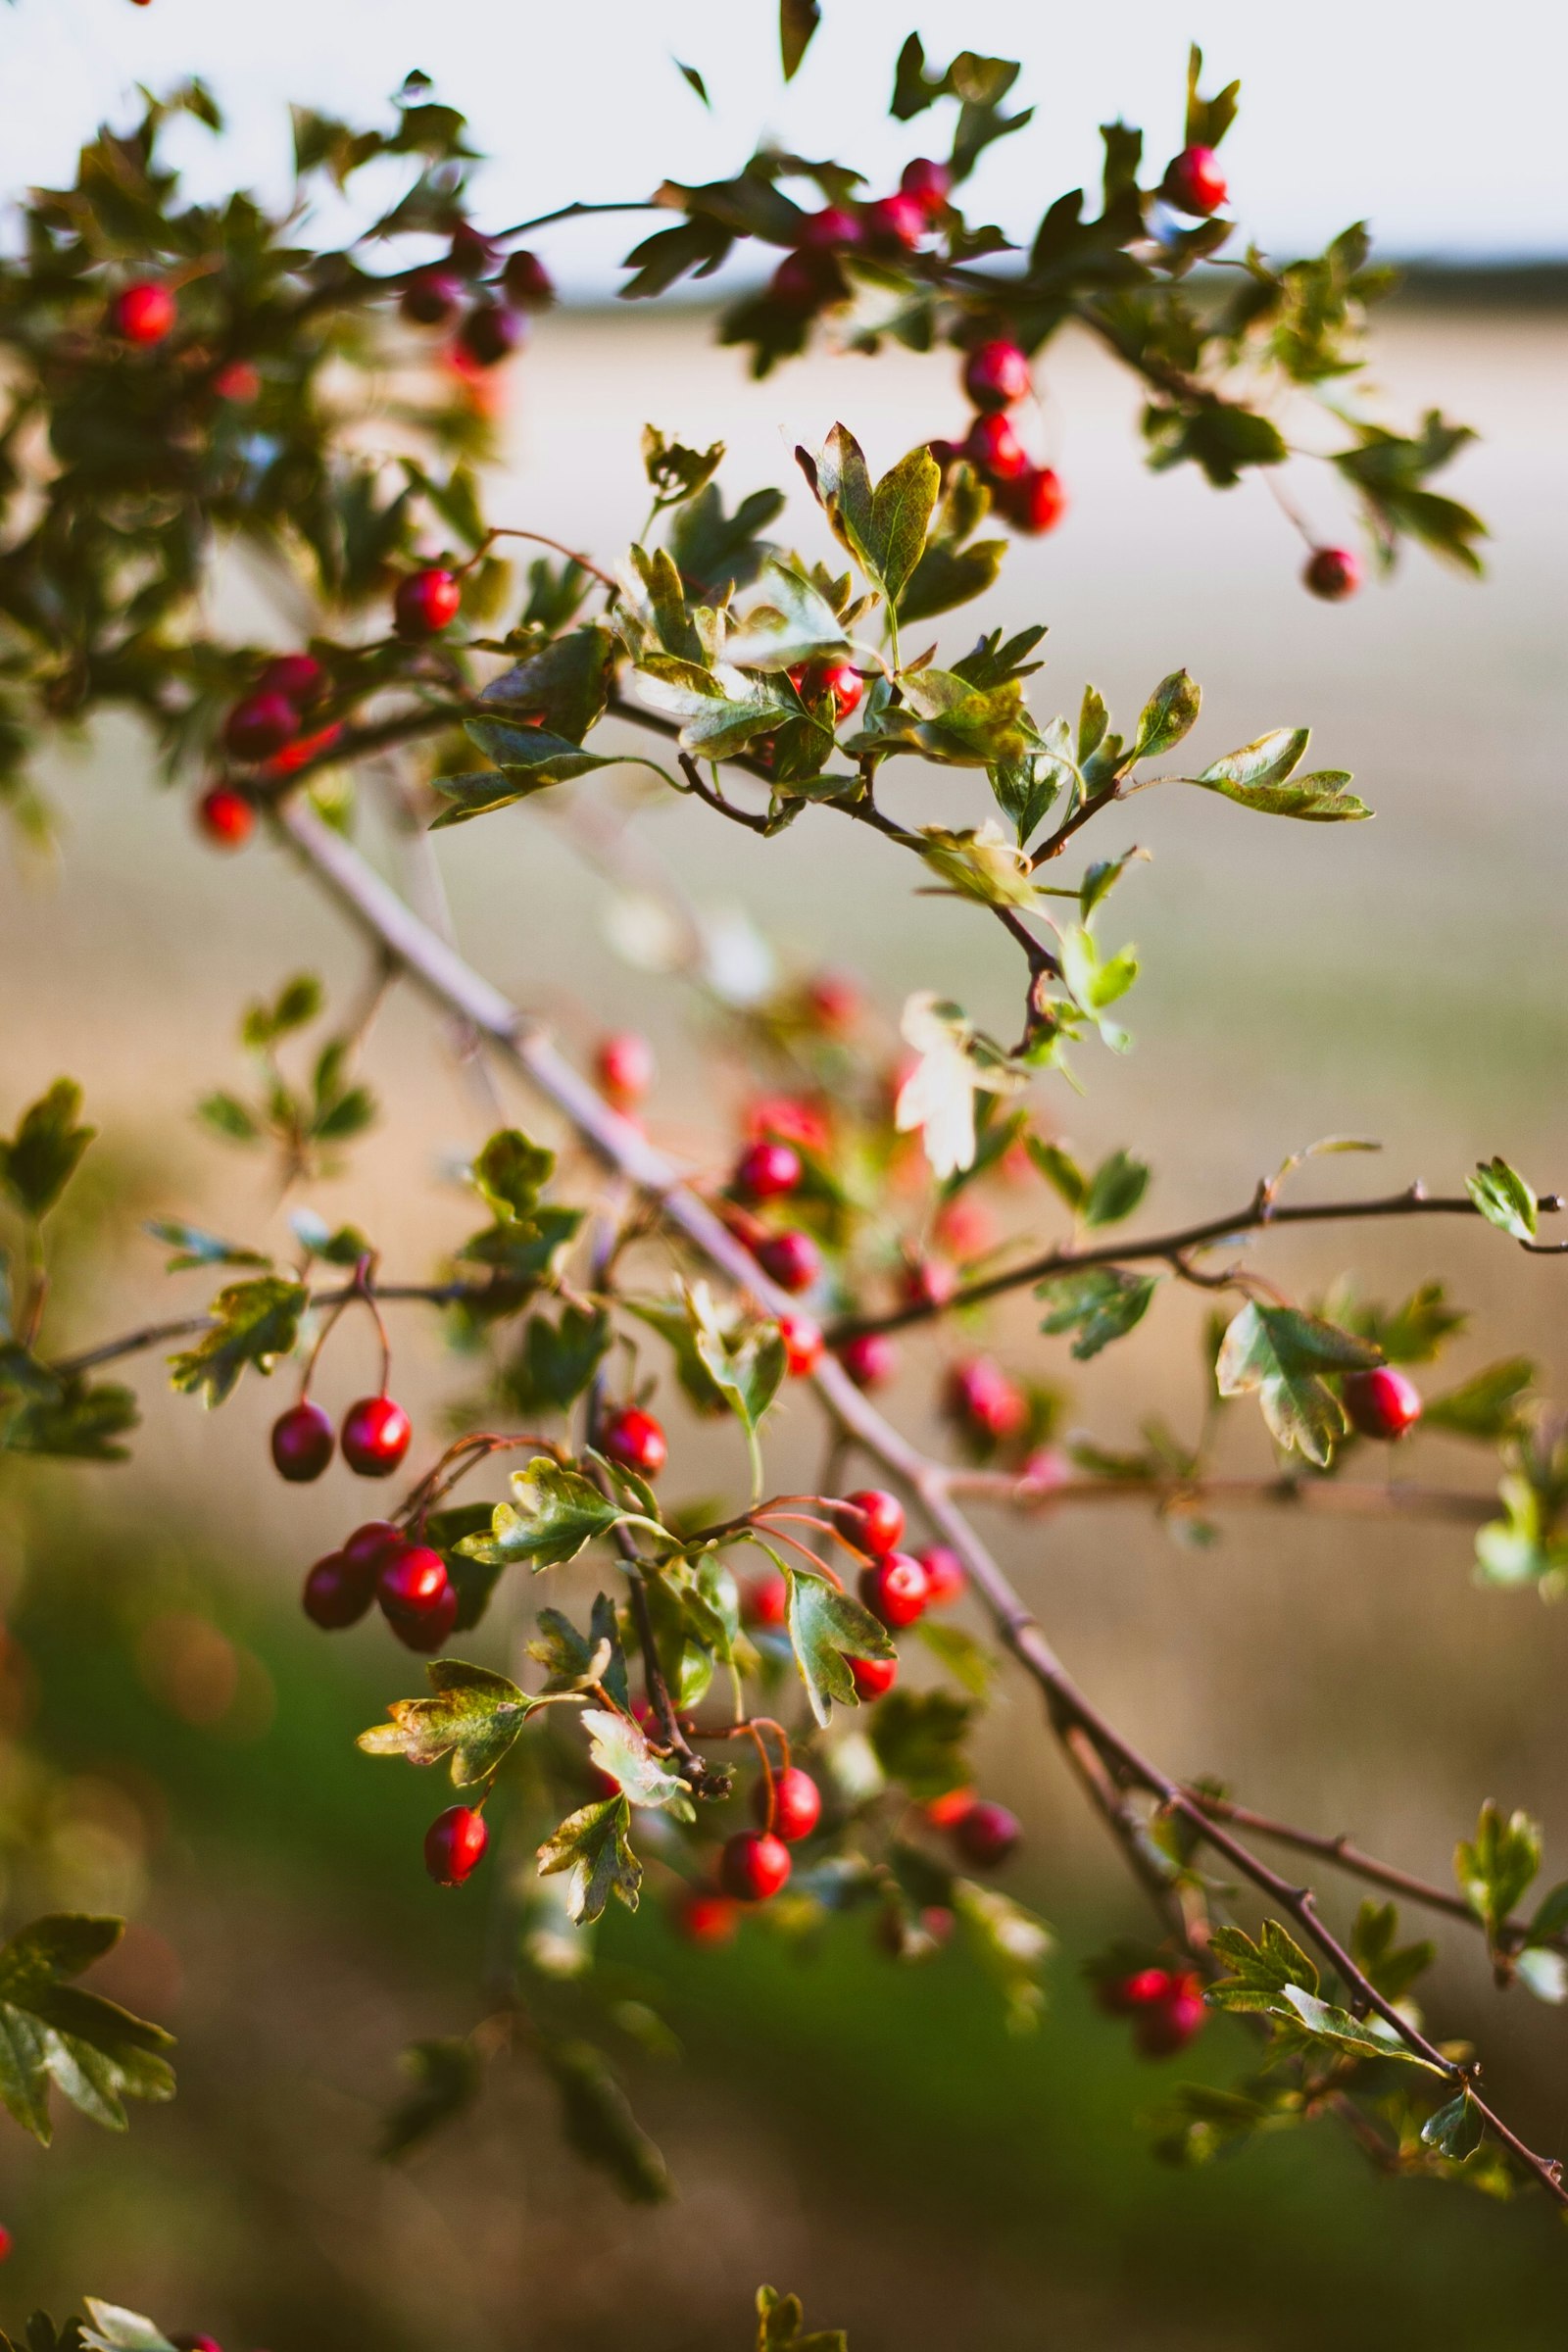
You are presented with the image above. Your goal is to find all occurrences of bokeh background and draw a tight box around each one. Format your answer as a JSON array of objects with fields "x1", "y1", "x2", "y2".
[{"x1": 0, "y1": 2, "x2": 1566, "y2": 2346}]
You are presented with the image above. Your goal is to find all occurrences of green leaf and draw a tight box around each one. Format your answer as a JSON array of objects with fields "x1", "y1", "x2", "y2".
[
  {"x1": 471, "y1": 1128, "x2": 555, "y2": 1221},
  {"x1": 810, "y1": 423, "x2": 877, "y2": 577},
  {"x1": 1082, "y1": 1149, "x2": 1150, "y2": 1228},
  {"x1": 358, "y1": 1659, "x2": 534, "y2": 1787},
  {"x1": 869, "y1": 1689, "x2": 974, "y2": 1798},
  {"x1": 687, "y1": 1282, "x2": 786, "y2": 1436},
  {"x1": 528, "y1": 1593, "x2": 631, "y2": 1708},
  {"x1": 643, "y1": 424, "x2": 723, "y2": 504},
  {"x1": 914, "y1": 1616, "x2": 996, "y2": 1696},
  {"x1": 1, "y1": 1080, "x2": 94, "y2": 1220},
  {"x1": 1423, "y1": 1357, "x2": 1535, "y2": 1442},
  {"x1": 145, "y1": 1218, "x2": 270, "y2": 1274},
  {"x1": 1037, "y1": 1267, "x2": 1157, "y2": 1360},
  {"x1": 952, "y1": 1881, "x2": 1054, "y2": 2033},
  {"x1": 756, "y1": 2283, "x2": 846, "y2": 2352},
  {"x1": 241, "y1": 972, "x2": 322, "y2": 1049},
  {"x1": 634, "y1": 659, "x2": 791, "y2": 759},
  {"x1": 1204, "y1": 1920, "x2": 1319, "y2": 2012},
  {"x1": 505, "y1": 1303, "x2": 612, "y2": 1416},
  {"x1": 0, "y1": 1914, "x2": 174, "y2": 2145},
  {"x1": 79, "y1": 2308, "x2": 178, "y2": 2352},
  {"x1": 1350, "y1": 1899, "x2": 1435, "y2": 2005},
  {"x1": 1131, "y1": 669, "x2": 1200, "y2": 761},
  {"x1": 196, "y1": 1091, "x2": 262, "y2": 1145},
  {"x1": 537, "y1": 1796, "x2": 641, "y2": 1925},
  {"x1": 1026, "y1": 1137, "x2": 1087, "y2": 1212},
  {"x1": 543, "y1": 2038, "x2": 673, "y2": 2202},
  {"x1": 477, "y1": 623, "x2": 617, "y2": 744},
  {"x1": 898, "y1": 534, "x2": 1006, "y2": 625},
  {"x1": 918, "y1": 823, "x2": 1037, "y2": 907},
  {"x1": 1526, "y1": 1880, "x2": 1568, "y2": 1947},
  {"x1": 785, "y1": 1564, "x2": 895, "y2": 1728},
  {"x1": 168, "y1": 1277, "x2": 307, "y2": 1407},
  {"x1": 2, "y1": 1375, "x2": 138, "y2": 1461},
  {"x1": 1057, "y1": 924, "x2": 1140, "y2": 1047},
  {"x1": 1191, "y1": 729, "x2": 1369, "y2": 821},
  {"x1": 581, "y1": 1708, "x2": 692, "y2": 1815},
  {"x1": 457, "y1": 1459, "x2": 630, "y2": 1573},
  {"x1": 1455, "y1": 1800, "x2": 1541, "y2": 1941},
  {"x1": 1214, "y1": 1301, "x2": 1381, "y2": 1465},
  {"x1": 725, "y1": 559, "x2": 851, "y2": 671},
  {"x1": 1281, "y1": 1983, "x2": 1433, "y2": 2069},
  {"x1": 1465, "y1": 1156, "x2": 1538, "y2": 1244},
  {"x1": 868, "y1": 443, "x2": 942, "y2": 604},
  {"x1": 1421, "y1": 2088, "x2": 1486, "y2": 2161},
  {"x1": 380, "y1": 2034, "x2": 483, "y2": 2162},
  {"x1": 1146, "y1": 399, "x2": 1288, "y2": 486}
]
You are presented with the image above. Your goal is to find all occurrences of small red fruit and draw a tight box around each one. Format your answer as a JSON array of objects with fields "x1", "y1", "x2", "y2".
[
  {"x1": 0, "y1": 2224, "x2": 11, "y2": 2261},
  {"x1": 901, "y1": 1257, "x2": 956, "y2": 1311},
  {"x1": 196, "y1": 784, "x2": 253, "y2": 850},
  {"x1": 377, "y1": 1542, "x2": 450, "y2": 1624},
  {"x1": 790, "y1": 659, "x2": 863, "y2": 720},
  {"x1": 861, "y1": 192, "x2": 926, "y2": 249},
  {"x1": 926, "y1": 436, "x2": 958, "y2": 472},
  {"x1": 425, "y1": 1804, "x2": 488, "y2": 1886},
  {"x1": 680, "y1": 1890, "x2": 740, "y2": 1944},
  {"x1": 848, "y1": 1652, "x2": 898, "y2": 1702},
  {"x1": 946, "y1": 1356, "x2": 1028, "y2": 1442},
  {"x1": 900, "y1": 157, "x2": 952, "y2": 216},
  {"x1": 341, "y1": 1394, "x2": 413, "y2": 1477},
  {"x1": 303, "y1": 1550, "x2": 373, "y2": 1630},
  {"x1": 602, "y1": 1404, "x2": 668, "y2": 1479},
  {"x1": 396, "y1": 1582, "x2": 459, "y2": 1652},
  {"x1": 1018, "y1": 1446, "x2": 1069, "y2": 1495},
  {"x1": 502, "y1": 249, "x2": 556, "y2": 308},
  {"x1": 777, "y1": 1312, "x2": 824, "y2": 1377},
  {"x1": 769, "y1": 249, "x2": 847, "y2": 311},
  {"x1": 1164, "y1": 145, "x2": 1229, "y2": 217},
  {"x1": 918, "y1": 1544, "x2": 966, "y2": 1607},
  {"x1": 224, "y1": 690, "x2": 299, "y2": 763},
  {"x1": 743, "y1": 1572, "x2": 789, "y2": 1630},
  {"x1": 924, "y1": 1787, "x2": 976, "y2": 1830},
  {"x1": 963, "y1": 337, "x2": 1031, "y2": 411},
  {"x1": 595, "y1": 1031, "x2": 656, "y2": 1106},
  {"x1": 401, "y1": 270, "x2": 464, "y2": 327},
  {"x1": 998, "y1": 465, "x2": 1066, "y2": 536},
  {"x1": 257, "y1": 652, "x2": 327, "y2": 709},
  {"x1": 270, "y1": 1399, "x2": 334, "y2": 1484},
  {"x1": 211, "y1": 360, "x2": 260, "y2": 402},
  {"x1": 447, "y1": 222, "x2": 500, "y2": 278},
  {"x1": 111, "y1": 281, "x2": 176, "y2": 344},
  {"x1": 755, "y1": 1765, "x2": 821, "y2": 1842},
  {"x1": 954, "y1": 1799, "x2": 1020, "y2": 1868},
  {"x1": 755, "y1": 1229, "x2": 822, "y2": 1295},
  {"x1": 858, "y1": 1551, "x2": 929, "y2": 1630},
  {"x1": 1303, "y1": 545, "x2": 1362, "y2": 602},
  {"x1": 394, "y1": 567, "x2": 462, "y2": 639},
  {"x1": 342, "y1": 1519, "x2": 403, "y2": 1573},
  {"x1": 838, "y1": 1331, "x2": 898, "y2": 1391},
  {"x1": 456, "y1": 302, "x2": 523, "y2": 368},
  {"x1": 963, "y1": 411, "x2": 1030, "y2": 482},
  {"x1": 170, "y1": 2337, "x2": 221, "y2": 2352},
  {"x1": 733, "y1": 1139, "x2": 803, "y2": 1201},
  {"x1": 840, "y1": 1488, "x2": 905, "y2": 1556},
  {"x1": 720, "y1": 1829, "x2": 792, "y2": 1901},
  {"x1": 1343, "y1": 1365, "x2": 1422, "y2": 1441},
  {"x1": 1125, "y1": 1967, "x2": 1206, "y2": 2057},
  {"x1": 799, "y1": 206, "x2": 864, "y2": 251}
]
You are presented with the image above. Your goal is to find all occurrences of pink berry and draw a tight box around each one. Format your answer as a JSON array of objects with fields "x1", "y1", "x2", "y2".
[
  {"x1": 769, "y1": 249, "x2": 844, "y2": 310},
  {"x1": 848, "y1": 1653, "x2": 898, "y2": 1702},
  {"x1": 756, "y1": 1229, "x2": 822, "y2": 1295},
  {"x1": 946, "y1": 1357, "x2": 1027, "y2": 1442},
  {"x1": 743, "y1": 1572, "x2": 790, "y2": 1630},
  {"x1": 1163, "y1": 145, "x2": 1229, "y2": 217},
  {"x1": 799, "y1": 206, "x2": 864, "y2": 251},
  {"x1": 424, "y1": 1804, "x2": 488, "y2": 1886},
  {"x1": 954, "y1": 1799, "x2": 1020, "y2": 1868},
  {"x1": 224, "y1": 690, "x2": 299, "y2": 762},
  {"x1": 754, "y1": 1765, "x2": 821, "y2": 1843},
  {"x1": 270, "y1": 1399, "x2": 334, "y2": 1484},
  {"x1": 734, "y1": 1140, "x2": 803, "y2": 1201},
  {"x1": 594, "y1": 1031, "x2": 656, "y2": 1105},
  {"x1": 963, "y1": 411, "x2": 1030, "y2": 482},
  {"x1": 858, "y1": 1551, "x2": 929, "y2": 1631},
  {"x1": 377, "y1": 1543, "x2": 450, "y2": 1625},
  {"x1": 838, "y1": 1331, "x2": 898, "y2": 1391},
  {"x1": 602, "y1": 1404, "x2": 667, "y2": 1479},
  {"x1": 401, "y1": 270, "x2": 464, "y2": 328},
  {"x1": 393, "y1": 567, "x2": 463, "y2": 639},
  {"x1": 1304, "y1": 545, "x2": 1361, "y2": 601},
  {"x1": 1343, "y1": 1365, "x2": 1422, "y2": 1441},
  {"x1": 257, "y1": 652, "x2": 327, "y2": 709},
  {"x1": 211, "y1": 361, "x2": 260, "y2": 402},
  {"x1": 790, "y1": 659, "x2": 863, "y2": 720},
  {"x1": 196, "y1": 784, "x2": 253, "y2": 850},
  {"x1": 502, "y1": 249, "x2": 556, "y2": 308},
  {"x1": 918, "y1": 1545, "x2": 966, "y2": 1607},
  {"x1": 962, "y1": 338, "x2": 1031, "y2": 411},
  {"x1": 721, "y1": 1829, "x2": 792, "y2": 1901},
  {"x1": 111, "y1": 281, "x2": 175, "y2": 344},
  {"x1": 680, "y1": 1890, "x2": 739, "y2": 1943},
  {"x1": 861, "y1": 192, "x2": 926, "y2": 250},
  {"x1": 900, "y1": 158, "x2": 952, "y2": 217},
  {"x1": 447, "y1": 222, "x2": 499, "y2": 278},
  {"x1": 392, "y1": 1579, "x2": 458, "y2": 1653},
  {"x1": 340, "y1": 1394, "x2": 412, "y2": 1477}
]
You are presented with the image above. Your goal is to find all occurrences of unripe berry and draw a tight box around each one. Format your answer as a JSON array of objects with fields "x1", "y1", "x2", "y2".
[
  {"x1": 424, "y1": 1804, "x2": 488, "y2": 1886},
  {"x1": 918, "y1": 1544, "x2": 966, "y2": 1607},
  {"x1": 963, "y1": 337, "x2": 1031, "y2": 411},
  {"x1": 1343, "y1": 1365, "x2": 1422, "y2": 1441},
  {"x1": 720, "y1": 1829, "x2": 792, "y2": 1901},
  {"x1": 733, "y1": 1139, "x2": 803, "y2": 1201},
  {"x1": 954, "y1": 1799, "x2": 1020, "y2": 1868},
  {"x1": 900, "y1": 157, "x2": 952, "y2": 217},
  {"x1": 742, "y1": 1571, "x2": 789, "y2": 1630},
  {"x1": 341, "y1": 1393, "x2": 412, "y2": 1477},
  {"x1": 502, "y1": 249, "x2": 556, "y2": 308},
  {"x1": 754, "y1": 1765, "x2": 821, "y2": 1842},
  {"x1": 679, "y1": 1890, "x2": 739, "y2": 1944},
  {"x1": 401, "y1": 270, "x2": 464, "y2": 328},
  {"x1": 838, "y1": 1330, "x2": 898, "y2": 1391},
  {"x1": 998, "y1": 465, "x2": 1066, "y2": 536},
  {"x1": 839, "y1": 1488, "x2": 905, "y2": 1556},
  {"x1": 799, "y1": 206, "x2": 864, "y2": 250},
  {"x1": 848, "y1": 1652, "x2": 898, "y2": 1702},
  {"x1": 111, "y1": 281, "x2": 176, "y2": 344},
  {"x1": 302, "y1": 1550, "x2": 372, "y2": 1631},
  {"x1": 257, "y1": 652, "x2": 327, "y2": 709},
  {"x1": 755, "y1": 1228, "x2": 822, "y2": 1295},
  {"x1": 270, "y1": 1399, "x2": 334, "y2": 1483},
  {"x1": 393, "y1": 567, "x2": 463, "y2": 639},
  {"x1": 963, "y1": 411, "x2": 1029, "y2": 482},
  {"x1": 595, "y1": 1031, "x2": 656, "y2": 1106},
  {"x1": 602, "y1": 1404, "x2": 667, "y2": 1479},
  {"x1": 1163, "y1": 144, "x2": 1229, "y2": 217},
  {"x1": 378, "y1": 1542, "x2": 450, "y2": 1626},
  {"x1": 858, "y1": 1551, "x2": 929, "y2": 1630},
  {"x1": 861, "y1": 192, "x2": 926, "y2": 250},
  {"x1": 456, "y1": 302, "x2": 522, "y2": 368},
  {"x1": 777, "y1": 1312, "x2": 824, "y2": 1377},
  {"x1": 196, "y1": 784, "x2": 253, "y2": 850},
  {"x1": 1303, "y1": 545, "x2": 1362, "y2": 602},
  {"x1": 224, "y1": 690, "x2": 299, "y2": 763}
]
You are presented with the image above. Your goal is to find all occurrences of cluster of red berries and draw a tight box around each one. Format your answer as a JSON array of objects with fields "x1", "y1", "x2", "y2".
[
  {"x1": 200, "y1": 651, "x2": 342, "y2": 847},
  {"x1": 399, "y1": 228, "x2": 554, "y2": 371},
  {"x1": 931, "y1": 336, "x2": 1064, "y2": 537},
  {"x1": 271, "y1": 1391, "x2": 412, "y2": 1484},
  {"x1": 742, "y1": 1489, "x2": 965, "y2": 1702},
  {"x1": 768, "y1": 157, "x2": 951, "y2": 314},
  {"x1": 304, "y1": 1515, "x2": 456, "y2": 1648},
  {"x1": 1098, "y1": 1964, "x2": 1207, "y2": 2057},
  {"x1": 717, "y1": 1759, "x2": 826, "y2": 1904}
]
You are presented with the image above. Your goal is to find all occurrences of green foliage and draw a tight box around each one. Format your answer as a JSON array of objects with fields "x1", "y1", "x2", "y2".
[
  {"x1": 756, "y1": 2283, "x2": 846, "y2": 2352},
  {"x1": 458, "y1": 1457, "x2": 640, "y2": 1572},
  {"x1": 543, "y1": 2038, "x2": 673, "y2": 2203},
  {"x1": 1455, "y1": 1802, "x2": 1541, "y2": 1945},
  {"x1": 1215, "y1": 1301, "x2": 1382, "y2": 1465},
  {"x1": 1465, "y1": 1156, "x2": 1538, "y2": 1244},
  {"x1": 784, "y1": 1564, "x2": 896, "y2": 1727},
  {"x1": 537, "y1": 1796, "x2": 642, "y2": 1925},
  {"x1": 358, "y1": 1660, "x2": 535, "y2": 1787},
  {"x1": 868, "y1": 1689, "x2": 974, "y2": 1797},
  {"x1": 0, "y1": 1915, "x2": 174, "y2": 2144},
  {"x1": 0, "y1": 1082, "x2": 95, "y2": 1221},
  {"x1": 167, "y1": 1276, "x2": 307, "y2": 1406},
  {"x1": 1037, "y1": 1266, "x2": 1158, "y2": 1360}
]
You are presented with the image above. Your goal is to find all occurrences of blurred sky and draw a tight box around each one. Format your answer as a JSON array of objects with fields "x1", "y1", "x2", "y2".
[{"x1": 1, "y1": 0, "x2": 1565, "y2": 287}]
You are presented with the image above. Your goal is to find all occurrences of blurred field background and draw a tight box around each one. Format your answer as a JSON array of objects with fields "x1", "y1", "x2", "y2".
[{"x1": 1, "y1": 52, "x2": 1567, "y2": 2349}]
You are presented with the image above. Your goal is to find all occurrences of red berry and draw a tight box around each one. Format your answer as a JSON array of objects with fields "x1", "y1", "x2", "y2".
[
  {"x1": 1343, "y1": 1365, "x2": 1422, "y2": 1441},
  {"x1": 456, "y1": 302, "x2": 523, "y2": 368},
  {"x1": 595, "y1": 1031, "x2": 656, "y2": 1105},
  {"x1": 747, "y1": 1095, "x2": 831, "y2": 1152},
  {"x1": 926, "y1": 437, "x2": 958, "y2": 472},
  {"x1": 111, "y1": 281, "x2": 176, "y2": 344},
  {"x1": 862, "y1": 192, "x2": 927, "y2": 250},
  {"x1": 263, "y1": 720, "x2": 342, "y2": 777},
  {"x1": 1132, "y1": 1970, "x2": 1206, "y2": 2058},
  {"x1": 502, "y1": 249, "x2": 556, "y2": 308},
  {"x1": 401, "y1": 270, "x2": 464, "y2": 328},
  {"x1": 0, "y1": 2225, "x2": 11, "y2": 2262},
  {"x1": 963, "y1": 338, "x2": 1031, "y2": 411},
  {"x1": 393, "y1": 567, "x2": 463, "y2": 639},
  {"x1": 1018, "y1": 1446, "x2": 1069, "y2": 1494},
  {"x1": 946, "y1": 1356, "x2": 1027, "y2": 1441},
  {"x1": 224, "y1": 690, "x2": 299, "y2": 762},
  {"x1": 170, "y1": 2337, "x2": 222, "y2": 2352},
  {"x1": 790, "y1": 659, "x2": 863, "y2": 721},
  {"x1": 341, "y1": 1394, "x2": 413, "y2": 1477},
  {"x1": 196, "y1": 784, "x2": 253, "y2": 850},
  {"x1": 838, "y1": 1331, "x2": 898, "y2": 1391},
  {"x1": 342, "y1": 1519, "x2": 403, "y2": 1573},
  {"x1": 302, "y1": 1551, "x2": 371, "y2": 1631},
  {"x1": 799, "y1": 206, "x2": 864, "y2": 250},
  {"x1": 734, "y1": 1139, "x2": 803, "y2": 1201},
  {"x1": 954, "y1": 1799, "x2": 1020, "y2": 1868},
  {"x1": 769, "y1": 249, "x2": 845, "y2": 310},
  {"x1": 755, "y1": 1229, "x2": 822, "y2": 1295},
  {"x1": 918, "y1": 1544, "x2": 966, "y2": 1607},
  {"x1": 901, "y1": 1258, "x2": 956, "y2": 1310},
  {"x1": 848, "y1": 1652, "x2": 898, "y2": 1702},
  {"x1": 998, "y1": 465, "x2": 1066, "y2": 535},
  {"x1": 777, "y1": 1312, "x2": 824, "y2": 1377},
  {"x1": 720, "y1": 1829, "x2": 792, "y2": 1901},
  {"x1": 743, "y1": 1571, "x2": 790, "y2": 1630},
  {"x1": 447, "y1": 222, "x2": 500, "y2": 278},
  {"x1": 257, "y1": 652, "x2": 326, "y2": 709},
  {"x1": 270, "y1": 1399, "x2": 334, "y2": 1484},
  {"x1": 754, "y1": 1765, "x2": 821, "y2": 1842},
  {"x1": 900, "y1": 157, "x2": 952, "y2": 217},
  {"x1": 923, "y1": 1787, "x2": 975, "y2": 1830},
  {"x1": 840, "y1": 1488, "x2": 905, "y2": 1556},
  {"x1": 679, "y1": 1890, "x2": 739, "y2": 1944},
  {"x1": 602, "y1": 1404, "x2": 667, "y2": 1479},
  {"x1": 1304, "y1": 545, "x2": 1361, "y2": 602},
  {"x1": 393, "y1": 1579, "x2": 459, "y2": 1653},
  {"x1": 963, "y1": 411, "x2": 1029, "y2": 482},
  {"x1": 377, "y1": 1542, "x2": 450, "y2": 1623},
  {"x1": 858, "y1": 1551, "x2": 929, "y2": 1630},
  {"x1": 1164, "y1": 144, "x2": 1229, "y2": 217},
  {"x1": 211, "y1": 360, "x2": 260, "y2": 402},
  {"x1": 424, "y1": 1804, "x2": 488, "y2": 1886}
]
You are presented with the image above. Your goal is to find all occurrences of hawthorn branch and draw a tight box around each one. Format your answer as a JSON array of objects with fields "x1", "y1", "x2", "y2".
[
  {"x1": 48, "y1": 1281, "x2": 475, "y2": 1380},
  {"x1": 948, "y1": 1469, "x2": 1495, "y2": 1528}
]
